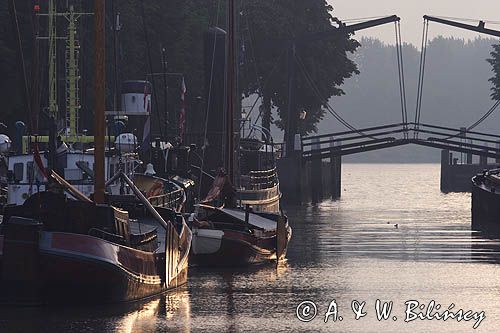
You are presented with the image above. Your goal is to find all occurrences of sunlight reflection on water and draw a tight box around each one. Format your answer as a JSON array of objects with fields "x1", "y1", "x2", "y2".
[{"x1": 1, "y1": 164, "x2": 499, "y2": 332}]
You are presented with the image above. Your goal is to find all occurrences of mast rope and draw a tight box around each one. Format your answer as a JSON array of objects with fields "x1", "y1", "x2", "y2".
[
  {"x1": 243, "y1": 50, "x2": 287, "y2": 138},
  {"x1": 197, "y1": 0, "x2": 222, "y2": 201},
  {"x1": 9, "y1": 0, "x2": 33, "y2": 136},
  {"x1": 139, "y1": 0, "x2": 163, "y2": 141}
]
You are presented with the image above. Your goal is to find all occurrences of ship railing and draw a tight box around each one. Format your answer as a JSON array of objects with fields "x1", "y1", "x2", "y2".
[
  {"x1": 88, "y1": 228, "x2": 126, "y2": 245},
  {"x1": 148, "y1": 188, "x2": 185, "y2": 208},
  {"x1": 241, "y1": 168, "x2": 278, "y2": 190}
]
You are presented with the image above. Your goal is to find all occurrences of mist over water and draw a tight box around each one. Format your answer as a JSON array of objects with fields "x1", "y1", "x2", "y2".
[{"x1": 1, "y1": 164, "x2": 499, "y2": 332}]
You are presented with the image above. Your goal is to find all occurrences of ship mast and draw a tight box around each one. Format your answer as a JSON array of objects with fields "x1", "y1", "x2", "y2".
[{"x1": 93, "y1": 0, "x2": 106, "y2": 203}]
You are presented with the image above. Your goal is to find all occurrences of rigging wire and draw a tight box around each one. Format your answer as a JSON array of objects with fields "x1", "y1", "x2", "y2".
[
  {"x1": 413, "y1": 17, "x2": 500, "y2": 141},
  {"x1": 296, "y1": 53, "x2": 360, "y2": 132},
  {"x1": 294, "y1": 53, "x2": 368, "y2": 136},
  {"x1": 240, "y1": 2, "x2": 266, "y2": 139},
  {"x1": 242, "y1": 1, "x2": 264, "y2": 95},
  {"x1": 414, "y1": 19, "x2": 429, "y2": 137},
  {"x1": 139, "y1": 0, "x2": 163, "y2": 141},
  {"x1": 339, "y1": 15, "x2": 389, "y2": 23},
  {"x1": 468, "y1": 100, "x2": 500, "y2": 130},
  {"x1": 433, "y1": 16, "x2": 500, "y2": 25},
  {"x1": 242, "y1": 49, "x2": 287, "y2": 138},
  {"x1": 240, "y1": 3, "x2": 287, "y2": 139},
  {"x1": 441, "y1": 100, "x2": 500, "y2": 141},
  {"x1": 198, "y1": 0, "x2": 222, "y2": 201},
  {"x1": 398, "y1": 23, "x2": 409, "y2": 131},
  {"x1": 9, "y1": 0, "x2": 33, "y2": 136}
]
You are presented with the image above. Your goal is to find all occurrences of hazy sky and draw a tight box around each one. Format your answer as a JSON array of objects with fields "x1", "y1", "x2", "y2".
[{"x1": 329, "y1": 0, "x2": 500, "y2": 46}]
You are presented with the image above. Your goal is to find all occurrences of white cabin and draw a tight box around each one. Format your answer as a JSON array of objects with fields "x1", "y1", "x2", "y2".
[{"x1": 6, "y1": 150, "x2": 139, "y2": 205}]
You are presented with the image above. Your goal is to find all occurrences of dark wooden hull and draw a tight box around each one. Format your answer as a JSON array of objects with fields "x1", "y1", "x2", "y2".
[
  {"x1": 0, "y1": 226, "x2": 191, "y2": 305},
  {"x1": 472, "y1": 176, "x2": 500, "y2": 235},
  {"x1": 190, "y1": 228, "x2": 291, "y2": 267}
]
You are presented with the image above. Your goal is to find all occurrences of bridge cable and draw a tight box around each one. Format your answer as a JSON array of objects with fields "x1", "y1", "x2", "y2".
[
  {"x1": 433, "y1": 16, "x2": 500, "y2": 25},
  {"x1": 414, "y1": 19, "x2": 430, "y2": 137},
  {"x1": 467, "y1": 100, "x2": 500, "y2": 130},
  {"x1": 295, "y1": 54, "x2": 357, "y2": 132},
  {"x1": 394, "y1": 21, "x2": 409, "y2": 138},
  {"x1": 294, "y1": 54, "x2": 357, "y2": 132},
  {"x1": 294, "y1": 53, "x2": 379, "y2": 141},
  {"x1": 441, "y1": 99, "x2": 500, "y2": 141}
]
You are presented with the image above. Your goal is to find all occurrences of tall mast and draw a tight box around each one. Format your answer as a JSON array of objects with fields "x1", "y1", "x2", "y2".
[
  {"x1": 31, "y1": 2, "x2": 40, "y2": 134},
  {"x1": 93, "y1": 0, "x2": 106, "y2": 203},
  {"x1": 112, "y1": 2, "x2": 122, "y2": 115},
  {"x1": 225, "y1": 0, "x2": 236, "y2": 183},
  {"x1": 65, "y1": 6, "x2": 83, "y2": 139}
]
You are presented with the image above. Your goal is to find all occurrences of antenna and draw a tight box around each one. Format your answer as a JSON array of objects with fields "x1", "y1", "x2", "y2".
[{"x1": 38, "y1": 3, "x2": 93, "y2": 139}]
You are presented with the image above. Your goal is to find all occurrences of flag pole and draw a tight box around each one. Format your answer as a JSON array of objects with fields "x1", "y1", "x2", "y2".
[{"x1": 179, "y1": 77, "x2": 186, "y2": 144}]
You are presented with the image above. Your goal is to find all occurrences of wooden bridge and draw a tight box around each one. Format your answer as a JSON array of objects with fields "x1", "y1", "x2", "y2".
[
  {"x1": 302, "y1": 122, "x2": 500, "y2": 161},
  {"x1": 276, "y1": 15, "x2": 500, "y2": 202}
]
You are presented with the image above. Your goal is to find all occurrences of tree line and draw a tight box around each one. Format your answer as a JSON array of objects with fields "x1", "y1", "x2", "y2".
[{"x1": 318, "y1": 36, "x2": 500, "y2": 162}]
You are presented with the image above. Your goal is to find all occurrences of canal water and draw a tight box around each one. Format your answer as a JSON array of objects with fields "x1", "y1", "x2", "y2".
[{"x1": 1, "y1": 164, "x2": 499, "y2": 332}]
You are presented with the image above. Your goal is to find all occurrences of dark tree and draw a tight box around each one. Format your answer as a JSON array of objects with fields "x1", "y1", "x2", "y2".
[
  {"x1": 0, "y1": 0, "x2": 359, "y2": 138},
  {"x1": 239, "y1": 0, "x2": 360, "y2": 135},
  {"x1": 487, "y1": 43, "x2": 500, "y2": 101}
]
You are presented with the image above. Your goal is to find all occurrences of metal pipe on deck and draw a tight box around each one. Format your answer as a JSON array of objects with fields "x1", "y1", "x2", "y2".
[{"x1": 120, "y1": 172, "x2": 171, "y2": 231}]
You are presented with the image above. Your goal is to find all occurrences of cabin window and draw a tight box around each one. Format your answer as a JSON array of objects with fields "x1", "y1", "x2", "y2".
[
  {"x1": 13, "y1": 163, "x2": 23, "y2": 183},
  {"x1": 27, "y1": 162, "x2": 34, "y2": 183}
]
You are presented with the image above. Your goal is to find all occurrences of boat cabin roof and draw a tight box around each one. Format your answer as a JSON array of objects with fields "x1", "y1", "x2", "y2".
[{"x1": 197, "y1": 204, "x2": 277, "y2": 231}]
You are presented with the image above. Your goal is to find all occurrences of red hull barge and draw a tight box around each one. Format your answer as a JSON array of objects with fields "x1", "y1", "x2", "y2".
[{"x1": 0, "y1": 192, "x2": 191, "y2": 305}]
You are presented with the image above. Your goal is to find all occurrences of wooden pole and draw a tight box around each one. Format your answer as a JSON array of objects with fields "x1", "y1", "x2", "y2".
[
  {"x1": 31, "y1": 1, "x2": 40, "y2": 134},
  {"x1": 93, "y1": 0, "x2": 106, "y2": 203}
]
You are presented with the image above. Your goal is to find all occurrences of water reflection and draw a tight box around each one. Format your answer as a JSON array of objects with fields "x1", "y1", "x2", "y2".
[
  {"x1": 1, "y1": 164, "x2": 500, "y2": 332},
  {"x1": 115, "y1": 289, "x2": 192, "y2": 333},
  {"x1": 117, "y1": 299, "x2": 161, "y2": 333}
]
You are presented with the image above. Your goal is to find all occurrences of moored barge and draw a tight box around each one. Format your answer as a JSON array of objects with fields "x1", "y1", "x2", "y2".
[{"x1": 472, "y1": 169, "x2": 500, "y2": 235}]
